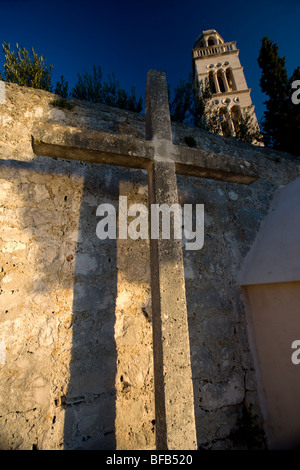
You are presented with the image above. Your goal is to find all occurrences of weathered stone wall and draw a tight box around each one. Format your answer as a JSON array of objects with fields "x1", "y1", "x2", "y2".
[{"x1": 0, "y1": 82, "x2": 299, "y2": 449}]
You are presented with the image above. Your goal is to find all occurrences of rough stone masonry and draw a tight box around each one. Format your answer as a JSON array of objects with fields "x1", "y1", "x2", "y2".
[
  {"x1": 0, "y1": 80, "x2": 299, "y2": 450},
  {"x1": 31, "y1": 70, "x2": 257, "y2": 450}
]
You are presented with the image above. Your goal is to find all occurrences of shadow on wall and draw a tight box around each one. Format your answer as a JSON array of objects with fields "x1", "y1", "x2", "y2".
[
  {"x1": 0, "y1": 155, "x2": 153, "y2": 450},
  {"x1": 62, "y1": 165, "x2": 119, "y2": 450},
  {"x1": 63, "y1": 164, "x2": 154, "y2": 450}
]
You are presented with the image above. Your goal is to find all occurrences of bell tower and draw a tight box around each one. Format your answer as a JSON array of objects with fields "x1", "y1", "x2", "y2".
[{"x1": 192, "y1": 29, "x2": 259, "y2": 137}]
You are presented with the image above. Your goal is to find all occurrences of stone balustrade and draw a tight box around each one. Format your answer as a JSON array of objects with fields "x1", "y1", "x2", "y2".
[{"x1": 193, "y1": 41, "x2": 237, "y2": 58}]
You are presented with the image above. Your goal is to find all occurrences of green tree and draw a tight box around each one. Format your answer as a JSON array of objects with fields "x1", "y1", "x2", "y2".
[
  {"x1": 196, "y1": 76, "x2": 220, "y2": 133},
  {"x1": 169, "y1": 74, "x2": 219, "y2": 130},
  {"x1": 169, "y1": 77, "x2": 194, "y2": 123},
  {"x1": 258, "y1": 36, "x2": 299, "y2": 155},
  {"x1": 71, "y1": 65, "x2": 142, "y2": 112},
  {"x1": 102, "y1": 73, "x2": 143, "y2": 112},
  {"x1": 71, "y1": 65, "x2": 104, "y2": 103},
  {"x1": 233, "y1": 106, "x2": 262, "y2": 144},
  {"x1": 0, "y1": 41, "x2": 53, "y2": 91},
  {"x1": 55, "y1": 75, "x2": 69, "y2": 98}
]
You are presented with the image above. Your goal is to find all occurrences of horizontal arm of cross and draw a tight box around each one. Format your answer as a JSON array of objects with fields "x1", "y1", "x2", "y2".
[
  {"x1": 174, "y1": 145, "x2": 258, "y2": 184},
  {"x1": 32, "y1": 123, "x2": 258, "y2": 184},
  {"x1": 32, "y1": 123, "x2": 153, "y2": 170}
]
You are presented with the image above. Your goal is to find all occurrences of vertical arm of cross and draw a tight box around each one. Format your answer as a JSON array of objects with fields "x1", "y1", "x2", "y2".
[{"x1": 145, "y1": 70, "x2": 197, "y2": 450}]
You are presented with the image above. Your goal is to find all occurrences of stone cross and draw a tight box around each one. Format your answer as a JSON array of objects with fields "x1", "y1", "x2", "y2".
[{"x1": 32, "y1": 70, "x2": 258, "y2": 450}]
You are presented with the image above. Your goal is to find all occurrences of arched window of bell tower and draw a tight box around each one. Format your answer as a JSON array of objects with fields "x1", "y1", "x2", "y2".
[
  {"x1": 208, "y1": 71, "x2": 216, "y2": 94},
  {"x1": 217, "y1": 70, "x2": 226, "y2": 93},
  {"x1": 207, "y1": 36, "x2": 216, "y2": 46},
  {"x1": 225, "y1": 68, "x2": 236, "y2": 91},
  {"x1": 231, "y1": 105, "x2": 242, "y2": 133},
  {"x1": 218, "y1": 107, "x2": 231, "y2": 136}
]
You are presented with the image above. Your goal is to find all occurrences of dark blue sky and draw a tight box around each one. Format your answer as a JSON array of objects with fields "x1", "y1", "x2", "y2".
[{"x1": 0, "y1": 0, "x2": 299, "y2": 123}]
